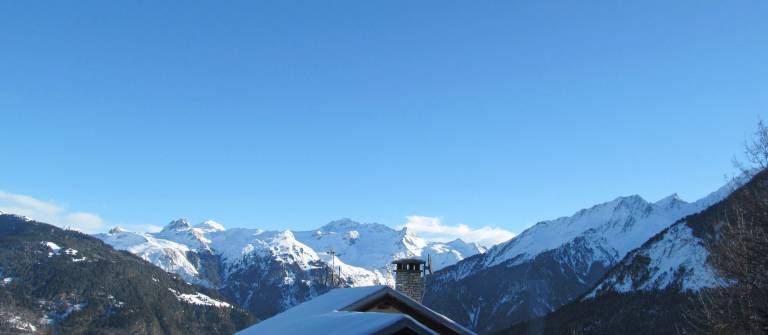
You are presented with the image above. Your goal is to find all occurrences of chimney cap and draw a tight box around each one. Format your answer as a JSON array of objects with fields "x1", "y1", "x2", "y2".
[{"x1": 391, "y1": 258, "x2": 426, "y2": 265}]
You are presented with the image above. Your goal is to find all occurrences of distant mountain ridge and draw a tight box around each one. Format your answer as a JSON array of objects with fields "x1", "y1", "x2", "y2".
[
  {"x1": 423, "y1": 179, "x2": 739, "y2": 333},
  {"x1": 91, "y1": 179, "x2": 738, "y2": 330},
  {"x1": 498, "y1": 170, "x2": 766, "y2": 335},
  {"x1": 95, "y1": 217, "x2": 485, "y2": 320},
  {"x1": 3, "y1": 176, "x2": 743, "y2": 333}
]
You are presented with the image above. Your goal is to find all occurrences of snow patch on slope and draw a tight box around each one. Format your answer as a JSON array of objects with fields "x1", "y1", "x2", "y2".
[
  {"x1": 168, "y1": 288, "x2": 231, "y2": 308},
  {"x1": 5, "y1": 315, "x2": 38, "y2": 332},
  {"x1": 96, "y1": 229, "x2": 204, "y2": 284},
  {"x1": 42, "y1": 241, "x2": 62, "y2": 257}
]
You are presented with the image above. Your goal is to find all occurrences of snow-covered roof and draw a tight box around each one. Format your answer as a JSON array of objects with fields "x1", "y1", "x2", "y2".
[{"x1": 235, "y1": 285, "x2": 475, "y2": 335}]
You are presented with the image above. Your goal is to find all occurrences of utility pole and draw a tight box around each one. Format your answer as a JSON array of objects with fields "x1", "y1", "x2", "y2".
[
  {"x1": 327, "y1": 247, "x2": 336, "y2": 288},
  {"x1": 338, "y1": 266, "x2": 342, "y2": 287}
]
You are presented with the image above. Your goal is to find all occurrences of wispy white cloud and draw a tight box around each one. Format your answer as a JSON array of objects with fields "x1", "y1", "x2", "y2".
[
  {"x1": 0, "y1": 190, "x2": 106, "y2": 233},
  {"x1": 399, "y1": 215, "x2": 515, "y2": 247}
]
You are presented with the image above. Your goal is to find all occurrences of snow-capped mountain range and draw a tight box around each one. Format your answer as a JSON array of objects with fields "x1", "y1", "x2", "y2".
[
  {"x1": 95, "y1": 218, "x2": 484, "y2": 319},
  {"x1": 88, "y1": 176, "x2": 744, "y2": 330},
  {"x1": 423, "y1": 179, "x2": 740, "y2": 332},
  {"x1": 98, "y1": 218, "x2": 484, "y2": 287},
  {"x1": 499, "y1": 171, "x2": 766, "y2": 335},
  {"x1": 481, "y1": 187, "x2": 732, "y2": 273}
]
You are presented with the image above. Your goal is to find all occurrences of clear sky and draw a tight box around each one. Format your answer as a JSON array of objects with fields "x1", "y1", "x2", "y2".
[{"x1": 1, "y1": 1, "x2": 766, "y2": 243}]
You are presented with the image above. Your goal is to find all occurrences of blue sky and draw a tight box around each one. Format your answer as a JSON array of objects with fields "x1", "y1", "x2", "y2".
[{"x1": 1, "y1": 1, "x2": 766, "y2": 244}]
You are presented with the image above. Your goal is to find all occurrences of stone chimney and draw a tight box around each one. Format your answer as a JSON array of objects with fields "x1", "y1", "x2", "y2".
[{"x1": 391, "y1": 258, "x2": 426, "y2": 302}]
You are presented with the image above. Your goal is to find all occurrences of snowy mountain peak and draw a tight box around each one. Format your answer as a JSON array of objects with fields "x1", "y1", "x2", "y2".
[
  {"x1": 275, "y1": 229, "x2": 296, "y2": 240},
  {"x1": 614, "y1": 194, "x2": 650, "y2": 210},
  {"x1": 319, "y1": 218, "x2": 394, "y2": 234},
  {"x1": 445, "y1": 238, "x2": 470, "y2": 249},
  {"x1": 446, "y1": 238, "x2": 487, "y2": 254},
  {"x1": 194, "y1": 220, "x2": 225, "y2": 232},
  {"x1": 568, "y1": 195, "x2": 649, "y2": 221},
  {"x1": 163, "y1": 218, "x2": 191, "y2": 231},
  {"x1": 319, "y1": 218, "x2": 363, "y2": 231},
  {"x1": 108, "y1": 226, "x2": 129, "y2": 234},
  {"x1": 325, "y1": 217, "x2": 357, "y2": 225},
  {"x1": 654, "y1": 193, "x2": 688, "y2": 209},
  {"x1": 617, "y1": 194, "x2": 645, "y2": 202}
]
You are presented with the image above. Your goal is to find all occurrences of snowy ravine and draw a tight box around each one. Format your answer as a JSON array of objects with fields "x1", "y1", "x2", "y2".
[
  {"x1": 423, "y1": 179, "x2": 740, "y2": 333},
  {"x1": 95, "y1": 218, "x2": 484, "y2": 319}
]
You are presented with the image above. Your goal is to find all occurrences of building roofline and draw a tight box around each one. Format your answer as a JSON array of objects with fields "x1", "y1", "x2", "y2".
[{"x1": 341, "y1": 286, "x2": 476, "y2": 335}]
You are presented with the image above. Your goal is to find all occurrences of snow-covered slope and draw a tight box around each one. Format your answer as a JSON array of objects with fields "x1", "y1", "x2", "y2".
[
  {"x1": 481, "y1": 188, "x2": 729, "y2": 274},
  {"x1": 96, "y1": 228, "x2": 204, "y2": 285},
  {"x1": 95, "y1": 218, "x2": 484, "y2": 319},
  {"x1": 586, "y1": 220, "x2": 723, "y2": 298},
  {"x1": 497, "y1": 172, "x2": 767, "y2": 335},
  {"x1": 582, "y1": 176, "x2": 754, "y2": 299},
  {"x1": 423, "y1": 180, "x2": 739, "y2": 333}
]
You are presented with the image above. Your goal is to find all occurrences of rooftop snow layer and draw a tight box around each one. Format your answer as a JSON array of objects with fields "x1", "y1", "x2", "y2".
[{"x1": 236, "y1": 285, "x2": 474, "y2": 335}]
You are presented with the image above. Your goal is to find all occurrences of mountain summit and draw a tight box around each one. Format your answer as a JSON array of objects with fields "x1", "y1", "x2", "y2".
[{"x1": 162, "y1": 218, "x2": 191, "y2": 231}]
